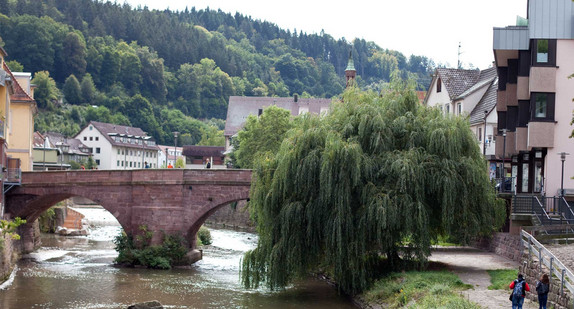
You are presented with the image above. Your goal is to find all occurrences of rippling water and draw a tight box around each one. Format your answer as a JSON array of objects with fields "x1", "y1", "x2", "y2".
[{"x1": 0, "y1": 208, "x2": 356, "y2": 309}]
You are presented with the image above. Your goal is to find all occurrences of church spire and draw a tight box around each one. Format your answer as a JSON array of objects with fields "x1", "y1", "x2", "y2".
[{"x1": 345, "y1": 50, "x2": 356, "y2": 87}]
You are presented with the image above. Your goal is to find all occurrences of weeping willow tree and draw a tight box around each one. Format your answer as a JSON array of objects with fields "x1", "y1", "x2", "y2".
[{"x1": 241, "y1": 78, "x2": 505, "y2": 296}]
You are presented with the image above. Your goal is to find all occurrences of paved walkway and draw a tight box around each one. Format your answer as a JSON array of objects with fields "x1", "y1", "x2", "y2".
[{"x1": 430, "y1": 248, "x2": 538, "y2": 309}]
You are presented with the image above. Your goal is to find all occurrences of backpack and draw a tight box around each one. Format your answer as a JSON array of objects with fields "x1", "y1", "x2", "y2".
[
  {"x1": 536, "y1": 281, "x2": 549, "y2": 294},
  {"x1": 513, "y1": 279, "x2": 525, "y2": 297}
]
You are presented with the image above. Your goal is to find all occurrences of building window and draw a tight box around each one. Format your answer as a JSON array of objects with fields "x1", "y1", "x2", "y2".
[
  {"x1": 95, "y1": 137, "x2": 99, "y2": 141},
  {"x1": 117, "y1": 149, "x2": 120, "y2": 155},
  {"x1": 89, "y1": 137, "x2": 93, "y2": 141},
  {"x1": 96, "y1": 159, "x2": 100, "y2": 165},
  {"x1": 531, "y1": 93, "x2": 555, "y2": 121},
  {"x1": 445, "y1": 104, "x2": 450, "y2": 114},
  {"x1": 129, "y1": 162, "x2": 132, "y2": 167},
  {"x1": 457, "y1": 102, "x2": 462, "y2": 115},
  {"x1": 532, "y1": 39, "x2": 556, "y2": 66},
  {"x1": 121, "y1": 161, "x2": 124, "y2": 167},
  {"x1": 535, "y1": 94, "x2": 546, "y2": 118},
  {"x1": 117, "y1": 160, "x2": 120, "y2": 166},
  {"x1": 536, "y1": 40, "x2": 548, "y2": 63},
  {"x1": 96, "y1": 147, "x2": 101, "y2": 154},
  {"x1": 83, "y1": 136, "x2": 87, "y2": 141},
  {"x1": 258, "y1": 108, "x2": 263, "y2": 116},
  {"x1": 478, "y1": 128, "x2": 482, "y2": 142},
  {"x1": 437, "y1": 77, "x2": 442, "y2": 93}
]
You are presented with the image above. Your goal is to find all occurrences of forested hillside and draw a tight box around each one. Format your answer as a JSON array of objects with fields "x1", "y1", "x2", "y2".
[{"x1": 0, "y1": 0, "x2": 435, "y2": 145}]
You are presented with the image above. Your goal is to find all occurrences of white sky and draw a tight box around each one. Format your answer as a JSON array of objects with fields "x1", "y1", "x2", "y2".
[{"x1": 123, "y1": 0, "x2": 527, "y2": 69}]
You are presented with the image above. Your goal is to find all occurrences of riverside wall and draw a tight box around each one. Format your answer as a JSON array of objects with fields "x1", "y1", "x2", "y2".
[
  {"x1": 0, "y1": 220, "x2": 41, "y2": 284},
  {"x1": 204, "y1": 201, "x2": 255, "y2": 232}
]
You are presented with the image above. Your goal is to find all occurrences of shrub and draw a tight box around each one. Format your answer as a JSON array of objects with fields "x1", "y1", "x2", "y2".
[
  {"x1": 113, "y1": 226, "x2": 189, "y2": 269},
  {"x1": 197, "y1": 226, "x2": 212, "y2": 245}
]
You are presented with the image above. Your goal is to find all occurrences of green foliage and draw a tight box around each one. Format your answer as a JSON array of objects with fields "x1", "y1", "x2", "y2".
[
  {"x1": 175, "y1": 157, "x2": 185, "y2": 169},
  {"x1": 234, "y1": 105, "x2": 293, "y2": 169},
  {"x1": 197, "y1": 226, "x2": 212, "y2": 245},
  {"x1": 197, "y1": 125, "x2": 225, "y2": 146},
  {"x1": 31, "y1": 71, "x2": 60, "y2": 110},
  {"x1": 0, "y1": 1, "x2": 436, "y2": 144},
  {"x1": 0, "y1": 217, "x2": 27, "y2": 241},
  {"x1": 38, "y1": 208, "x2": 57, "y2": 233},
  {"x1": 63, "y1": 74, "x2": 82, "y2": 104},
  {"x1": 80, "y1": 73, "x2": 96, "y2": 103},
  {"x1": 487, "y1": 269, "x2": 517, "y2": 290},
  {"x1": 5, "y1": 59, "x2": 23, "y2": 71},
  {"x1": 241, "y1": 80, "x2": 505, "y2": 295},
  {"x1": 113, "y1": 226, "x2": 188, "y2": 269},
  {"x1": 364, "y1": 270, "x2": 475, "y2": 309}
]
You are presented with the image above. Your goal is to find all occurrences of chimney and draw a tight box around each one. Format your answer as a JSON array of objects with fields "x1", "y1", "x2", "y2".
[{"x1": 294, "y1": 94, "x2": 298, "y2": 102}]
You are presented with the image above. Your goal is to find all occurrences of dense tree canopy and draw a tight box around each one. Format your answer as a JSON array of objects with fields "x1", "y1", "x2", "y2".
[
  {"x1": 0, "y1": 0, "x2": 437, "y2": 145},
  {"x1": 241, "y1": 81, "x2": 505, "y2": 296},
  {"x1": 234, "y1": 105, "x2": 294, "y2": 169}
]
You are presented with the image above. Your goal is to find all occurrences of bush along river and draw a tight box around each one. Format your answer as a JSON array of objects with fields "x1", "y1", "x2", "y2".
[{"x1": 0, "y1": 207, "x2": 356, "y2": 309}]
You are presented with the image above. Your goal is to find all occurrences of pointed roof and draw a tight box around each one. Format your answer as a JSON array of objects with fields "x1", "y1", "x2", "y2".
[
  {"x1": 434, "y1": 67, "x2": 496, "y2": 100},
  {"x1": 3, "y1": 62, "x2": 35, "y2": 103},
  {"x1": 469, "y1": 78, "x2": 498, "y2": 125},
  {"x1": 345, "y1": 51, "x2": 356, "y2": 72}
]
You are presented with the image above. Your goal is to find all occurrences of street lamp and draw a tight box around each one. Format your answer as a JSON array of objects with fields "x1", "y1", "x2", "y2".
[
  {"x1": 558, "y1": 152, "x2": 569, "y2": 197},
  {"x1": 483, "y1": 110, "x2": 488, "y2": 156},
  {"x1": 173, "y1": 131, "x2": 180, "y2": 167},
  {"x1": 502, "y1": 129, "x2": 507, "y2": 187}
]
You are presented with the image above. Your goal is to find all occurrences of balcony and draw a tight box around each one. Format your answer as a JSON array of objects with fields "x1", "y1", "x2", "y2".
[{"x1": 4, "y1": 157, "x2": 21, "y2": 185}]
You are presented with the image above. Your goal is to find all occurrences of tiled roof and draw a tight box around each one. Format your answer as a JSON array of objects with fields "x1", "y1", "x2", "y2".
[
  {"x1": 3, "y1": 62, "x2": 35, "y2": 103},
  {"x1": 224, "y1": 96, "x2": 332, "y2": 136},
  {"x1": 182, "y1": 145, "x2": 225, "y2": 157},
  {"x1": 44, "y1": 132, "x2": 91, "y2": 156},
  {"x1": 436, "y1": 67, "x2": 496, "y2": 100},
  {"x1": 80, "y1": 121, "x2": 160, "y2": 151},
  {"x1": 33, "y1": 132, "x2": 50, "y2": 148},
  {"x1": 469, "y1": 78, "x2": 498, "y2": 125}
]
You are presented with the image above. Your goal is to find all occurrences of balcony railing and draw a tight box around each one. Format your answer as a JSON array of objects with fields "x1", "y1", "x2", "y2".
[{"x1": 5, "y1": 168, "x2": 21, "y2": 184}]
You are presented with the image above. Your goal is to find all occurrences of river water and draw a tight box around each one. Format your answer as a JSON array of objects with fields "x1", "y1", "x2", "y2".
[{"x1": 0, "y1": 208, "x2": 356, "y2": 309}]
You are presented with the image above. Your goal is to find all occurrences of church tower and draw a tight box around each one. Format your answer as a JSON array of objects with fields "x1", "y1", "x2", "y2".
[{"x1": 345, "y1": 51, "x2": 356, "y2": 87}]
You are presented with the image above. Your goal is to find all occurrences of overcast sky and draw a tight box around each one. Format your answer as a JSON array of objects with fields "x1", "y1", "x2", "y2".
[{"x1": 123, "y1": 0, "x2": 527, "y2": 69}]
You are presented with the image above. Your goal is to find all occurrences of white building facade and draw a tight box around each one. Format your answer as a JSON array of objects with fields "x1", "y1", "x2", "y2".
[{"x1": 75, "y1": 121, "x2": 160, "y2": 169}]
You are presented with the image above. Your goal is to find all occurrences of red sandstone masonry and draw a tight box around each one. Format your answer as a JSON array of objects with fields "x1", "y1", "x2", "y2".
[{"x1": 7, "y1": 169, "x2": 252, "y2": 252}]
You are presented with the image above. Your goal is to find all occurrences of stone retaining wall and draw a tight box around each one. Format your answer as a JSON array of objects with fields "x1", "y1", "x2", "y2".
[
  {"x1": 0, "y1": 220, "x2": 41, "y2": 284},
  {"x1": 204, "y1": 201, "x2": 255, "y2": 232},
  {"x1": 520, "y1": 253, "x2": 573, "y2": 309},
  {"x1": 474, "y1": 232, "x2": 522, "y2": 262}
]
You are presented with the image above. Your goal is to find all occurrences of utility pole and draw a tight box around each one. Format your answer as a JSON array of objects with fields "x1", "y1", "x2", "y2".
[{"x1": 457, "y1": 42, "x2": 463, "y2": 69}]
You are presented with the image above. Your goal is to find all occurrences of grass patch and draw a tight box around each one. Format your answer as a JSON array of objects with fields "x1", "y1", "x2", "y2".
[
  {"x1": 487, "y1": 269, "x2": 517, "y2": 290},
  {"x1": 363, "y1": 270, "x2": 477, "y2": 308}
]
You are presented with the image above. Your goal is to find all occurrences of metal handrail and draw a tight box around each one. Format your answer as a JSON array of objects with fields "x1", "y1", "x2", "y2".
[
  {"x1": 560, "y1": 197, "x2": 574, "y2": 221},
  {"x1": 521, "y1": 230, "x2": 574, "y2": 309}
]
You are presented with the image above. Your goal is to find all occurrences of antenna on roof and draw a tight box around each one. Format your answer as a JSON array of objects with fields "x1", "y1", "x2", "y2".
[{"x1": 457, "y1": 42, "x2": 464, "y2": 69}]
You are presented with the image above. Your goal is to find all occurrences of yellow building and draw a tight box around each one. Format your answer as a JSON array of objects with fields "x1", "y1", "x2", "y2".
[
  {"x1": 4, "y1": 65, "x2": 37, "y2": 172},
  {"x1": 1, "y1": 46, "x2": 8, "y2": 152}
]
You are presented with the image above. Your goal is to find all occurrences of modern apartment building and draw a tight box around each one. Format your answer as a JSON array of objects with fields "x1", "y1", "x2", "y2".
[{"x1": 493, "y1": 0, "x2": 574, "y2": 197}]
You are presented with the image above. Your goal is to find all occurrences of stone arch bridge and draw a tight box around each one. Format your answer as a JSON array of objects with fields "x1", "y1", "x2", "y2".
[{"x1": 5, "y1": 169, "x2": 252, "y2": 262}]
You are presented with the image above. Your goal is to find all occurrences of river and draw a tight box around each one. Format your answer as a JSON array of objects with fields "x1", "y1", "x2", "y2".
[{"x1": 0, "y1": 207, "x2": 356, "y2": 309}]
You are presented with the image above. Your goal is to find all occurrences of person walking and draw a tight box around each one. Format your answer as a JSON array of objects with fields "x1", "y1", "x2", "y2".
[
  {"x1": 535, "y1": 273, "x2": 550, "y2": 309},
  {"x1": 510, "y1": 274, "x2": 530, "y2": 309}
]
